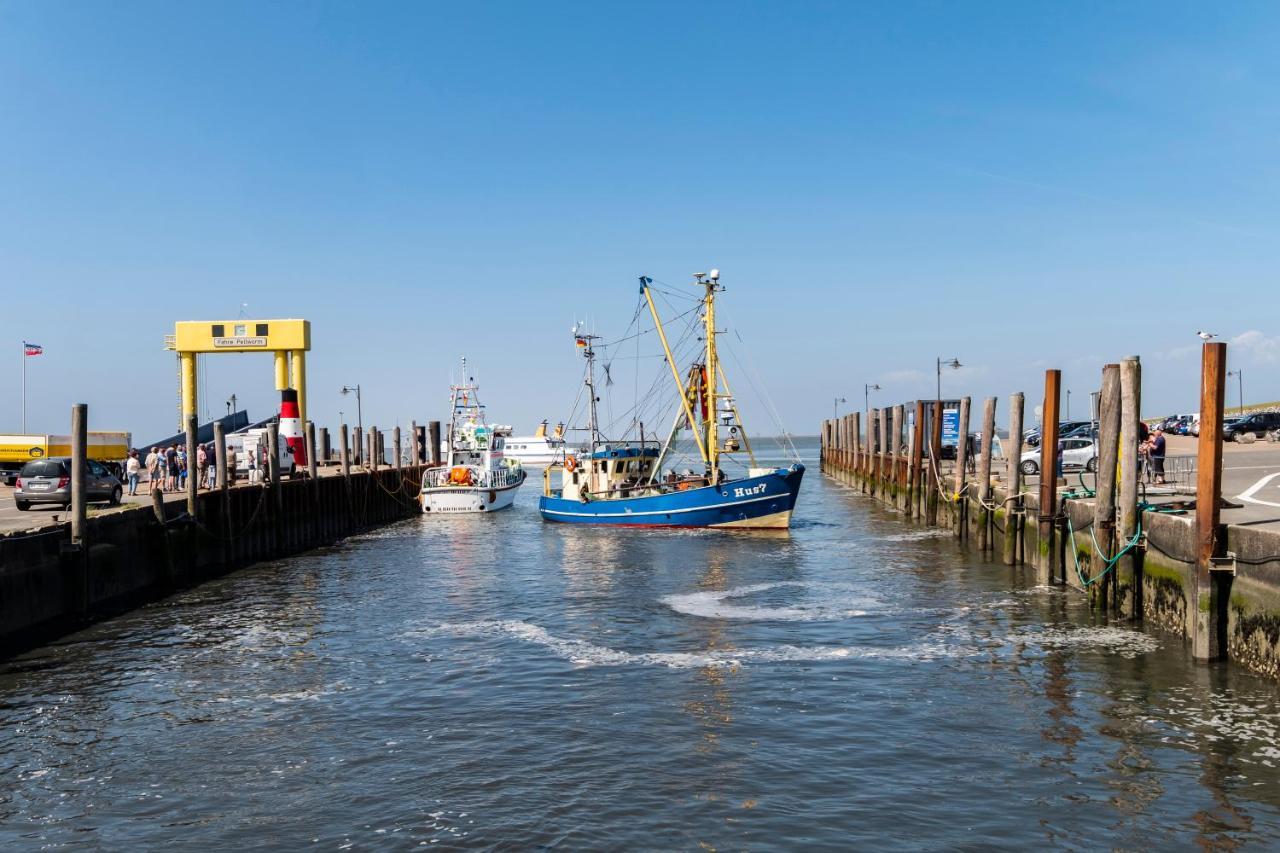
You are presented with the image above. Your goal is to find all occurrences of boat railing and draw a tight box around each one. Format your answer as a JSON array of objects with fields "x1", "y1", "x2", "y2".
[{"x1": 424, "y1": 465, "x2": 525, "y2": 489}]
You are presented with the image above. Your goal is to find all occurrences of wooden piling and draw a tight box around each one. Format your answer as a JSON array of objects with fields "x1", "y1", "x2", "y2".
[
  {"x1": 339, "y1": 424, "x2": 351, "y2": 479},
  {"x1": 976, "y1": 397, "x2": 996, "y2": 552},
  {"x1": 393, "y1": 427, "x2": 402, "y2": 471},
  {"x1": 927, "y1": 400, "x2": 942, "y2": 525},
  {"x1": 70, "y1": 403, "x2": 87, "y2": 545},
  {"x1": 1194, "y1": 342, "x2": 1227, "y2": 661},
  {"x1": 1092, "y1": 364, "x2": 1121, "y2": 607},
  {"x1": 1002, "y1": 392, "x2": 1025, "y2": 566},
  {"x1": 910, "y1": 401, "x2": 925, "y2": 518},
  {"x1": 852, "y1": 412, "x2": 862, "y2": 484},
  {"x1": 1117, "y1": 358, "x2": 1142, "y2": 618},
  {"x1": 954, "y1": 396, "x2": 971, "y2": 538},
  {"x1": 267, "y1": 423, "x2": 281, "y2": 486},
  {"x1": 352, "y1": 426, "x2": 363, "y2": 468},
  {"x1": 875, "y1": 409, "x2": 885, "y2": 494},
  {"x1": 306, "y1": 422, "x2": 319, "y2": 479},
  {"x1": 1038, "y1": 371, "x2": 1062, "y2": 584},
  {"x1": 214, "y1": 422, "x2": 228, "y2": 490},
  {"x1": 370, "y1": 426, "x2": 379, "y2": 470},
  {"x1": 429, "y1": 421, "x2": 442, "y2": 466},
  {"x1": 891, "y1": 405, "x2": 904, "y2": 508},
  {"x1": 185, "y1": 414, "x2": 198, "y2": 518}
]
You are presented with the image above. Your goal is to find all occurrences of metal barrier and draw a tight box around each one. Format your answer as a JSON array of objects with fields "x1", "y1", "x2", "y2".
[{"x1": 1143, "y1": 453, "x2": 1196, "y2": 493}]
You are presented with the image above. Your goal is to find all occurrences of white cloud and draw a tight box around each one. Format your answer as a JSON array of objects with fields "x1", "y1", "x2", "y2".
[{"x1": 1231, "y1": 330, "x2": 1280, "y2": 364}]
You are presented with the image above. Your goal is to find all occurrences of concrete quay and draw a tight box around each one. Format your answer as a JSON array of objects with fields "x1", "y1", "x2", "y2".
[{"x1": 0, "y1": 463, "x2": 425, "y2": 659}]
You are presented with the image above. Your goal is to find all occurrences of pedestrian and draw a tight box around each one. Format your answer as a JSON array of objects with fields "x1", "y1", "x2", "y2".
[
  {"x1": 146, "y1": 446, "x2": 161, "y2": 494},
  {"x1": 165, "y1": 444, "x2": 179, "y2": 491},
  {"x1": 125, "y1": 449, "x2": 141, "y2": 496},
  {"x1": 196, "y1": 444, "x2": 209, "y2": 490},
  {"x1": 1149, "y1": 428, "x2": 1167, "y2": 485}
]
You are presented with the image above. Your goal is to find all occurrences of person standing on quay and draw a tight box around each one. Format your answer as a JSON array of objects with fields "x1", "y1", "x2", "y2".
[
  {"x1": 196, "y1": 444, "x2": 209, "y2": 491},
  {"x1": 165, "y1": 444, "x2": 179, "y2": 491},
  {"x1": 125, "y1": 449, "x2": 141, "y2": 496},
  {"x1": 1149, "y1": 427, "x2": 1167, "y2": 485},
  {"x1": 146, "y1": 446, "x2": 161, "y2": 494}
]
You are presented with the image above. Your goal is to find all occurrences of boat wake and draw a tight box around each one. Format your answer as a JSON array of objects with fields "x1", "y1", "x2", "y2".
[
  {"x1": 661, "y1": 581, "x2": 878, "y2": 622},
  {"x1": 404, "y1": 620, "x2": 949, "y2": 669}
]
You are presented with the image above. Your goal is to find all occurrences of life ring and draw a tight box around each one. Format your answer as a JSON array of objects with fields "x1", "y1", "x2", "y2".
[{"x1": 564, "y1": 455, "x2": 578, "y2": 473}]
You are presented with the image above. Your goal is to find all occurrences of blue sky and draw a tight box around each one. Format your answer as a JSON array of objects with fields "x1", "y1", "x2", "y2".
[{"x1": 2, "y1": 1, "x2": 1278, "y2": 442}]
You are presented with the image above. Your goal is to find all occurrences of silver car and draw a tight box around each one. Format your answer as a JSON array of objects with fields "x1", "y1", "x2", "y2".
[
  {"x1": 14, "y1": 457, "x2": 123, "y2": 511},
  {"x1": 1019, "y1": 437, "x2": 1097, "y2": 476}
]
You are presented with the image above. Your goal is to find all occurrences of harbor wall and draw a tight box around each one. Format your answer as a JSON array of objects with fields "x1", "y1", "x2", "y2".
[
  {"x1": 0, "y1": 466, "x2": 424, "y2": 658},
  {"x1": 819, "y1": 423, "x2": 1280, "y2": 681}
]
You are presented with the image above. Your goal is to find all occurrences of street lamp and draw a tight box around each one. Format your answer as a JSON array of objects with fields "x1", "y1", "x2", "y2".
[
  {"x1": 1228, "y1": 369, "x2": 1243, "y2": 412},
  {"x1": 936, "y1": 357, "x2": 961, "y2": 401},
  {"x1": 833, "y1": 396, "x2": 846, "y2": 419},
  {"x1": 341, "y1": 385, "x2": 363, "y2": 438},
  {"x1": 864, "y1": 383, "x2": 881, "y2": 413},
  {"x1": 1066, "y1": 389, "x2": 1071, "y2": 420}
]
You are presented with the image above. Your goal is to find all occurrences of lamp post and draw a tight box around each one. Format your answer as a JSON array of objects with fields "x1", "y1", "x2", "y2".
[
  {"x1": 1066, "y1": 389, "x2": 1071, "y2": 420},
  {"x1": 341, "y1": 385, "x2": 363, "y2": 438},
  {"x1": 864, "y1": 383, "x2": 881, "y2": 413},
  {"x1": 936, "y1": 357, "x2": 961, "y2": 401},
  {"x1": 1228, "y1": 369, "x2": 1243, "y2": 412},
  {"x1": 833, "y1": 396, "x2": 846, "y2": 420}
]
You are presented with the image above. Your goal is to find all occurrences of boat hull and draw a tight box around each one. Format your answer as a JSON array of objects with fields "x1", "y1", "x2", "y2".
[
  {"x1": 538, "y1": 464, "x2": 804, "y2": 529},
  {"x1": 421, "y1": 478, "x2": 523, "y2": 514}
]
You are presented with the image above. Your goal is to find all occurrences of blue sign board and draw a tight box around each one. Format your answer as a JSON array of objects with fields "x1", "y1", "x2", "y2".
[{"x1": 941, "y1": 408, "x2": 960, "y2": 446}]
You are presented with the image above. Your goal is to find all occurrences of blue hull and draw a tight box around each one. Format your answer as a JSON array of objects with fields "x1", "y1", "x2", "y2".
[{"x1": 539, "y1": 464, "x2": 804, "y2": 528}]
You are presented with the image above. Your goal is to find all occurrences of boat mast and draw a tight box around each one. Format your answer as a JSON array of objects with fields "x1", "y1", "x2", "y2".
[
  {"x1": 701, "y1": 270, "x2": 722, "y2": 478},
  {"x1": 575, "y1": 326, "x2": 602, "y2": 447},
  {"x1": 639, "y1": 276, "x2": 708, "y2": 465}
]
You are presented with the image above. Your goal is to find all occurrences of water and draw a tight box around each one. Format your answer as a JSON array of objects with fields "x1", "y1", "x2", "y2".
[{"x1": 3, "y1": 438, "x2": 1280, "y2": 849}]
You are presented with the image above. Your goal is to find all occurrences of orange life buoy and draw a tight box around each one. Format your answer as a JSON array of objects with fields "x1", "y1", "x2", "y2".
[
  {"x1": 564, "y1": 455, "x2": 578, "y2": 473},
  {"x1": 449, "y1": 466, "x2": 473, "y2": 486}
]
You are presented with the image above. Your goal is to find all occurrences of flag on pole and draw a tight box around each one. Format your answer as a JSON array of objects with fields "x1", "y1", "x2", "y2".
[{"x1": 23, "y1": 342, "x2": 43, "y2": 356}]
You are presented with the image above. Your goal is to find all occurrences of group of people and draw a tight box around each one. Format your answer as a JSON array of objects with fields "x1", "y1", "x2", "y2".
[{"x1": 135, "y1": 443, "x2": 230, "y2": 495}]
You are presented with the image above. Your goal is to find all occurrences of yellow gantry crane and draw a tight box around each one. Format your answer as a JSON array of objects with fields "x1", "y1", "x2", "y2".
[{"x1": 164, "y1": 319, "x2": 311, "y2": 430}]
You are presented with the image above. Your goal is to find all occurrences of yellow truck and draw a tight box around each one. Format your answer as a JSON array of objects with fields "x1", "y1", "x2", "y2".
[{"x1": 0, "y1": 432, "x2": 132, "y2": 485}]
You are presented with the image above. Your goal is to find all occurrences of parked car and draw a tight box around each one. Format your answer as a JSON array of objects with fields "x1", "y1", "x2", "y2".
[
  {"x1": 1223, "y1": 412, "x2": 1280, "y2": 442},
  {"x1": 1023, "y1": 421, "x2": 1090, "y2": 448},
  {"x1": 1019, "y1": 437, "x2": 1097, "y2": 476},
  {"x1": 1060, "y1": 422, "x2": 1099, "y2": 440},
  {"x1": 1190, "y1": 416, "x2": 1241, "y2": 437},
  {"x1": 13, "y1": 457, "x2": 123, "y2": 511}
]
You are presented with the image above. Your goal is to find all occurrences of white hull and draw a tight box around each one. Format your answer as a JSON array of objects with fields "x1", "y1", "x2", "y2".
[{"x1": 421, "y1": 479, "x2": 522, "y2": 513}]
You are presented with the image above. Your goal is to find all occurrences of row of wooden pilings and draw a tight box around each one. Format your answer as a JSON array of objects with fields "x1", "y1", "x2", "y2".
[{"x1": 820, "y1": 345, "x2": 1235, "y2": 663}]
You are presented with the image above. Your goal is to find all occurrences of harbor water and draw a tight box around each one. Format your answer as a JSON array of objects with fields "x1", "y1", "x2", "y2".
[{"x1": 3, "y1": 439, "x2": 1280, "y2": 849}]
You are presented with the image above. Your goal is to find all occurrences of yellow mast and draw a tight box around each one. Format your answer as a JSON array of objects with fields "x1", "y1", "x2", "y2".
[
  {"x1": 641, "y1": 278, "x2": 708, "y2": 465},
  {"x1": 703, "y1": 273, "x2": 719, "y2": 476}
]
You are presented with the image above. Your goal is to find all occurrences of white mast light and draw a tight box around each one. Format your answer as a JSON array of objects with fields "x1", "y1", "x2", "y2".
[{"x1": 708, "y1": 268, "x2": 720, "y2": 281}]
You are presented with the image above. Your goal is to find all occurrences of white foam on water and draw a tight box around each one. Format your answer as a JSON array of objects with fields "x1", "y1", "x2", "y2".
[
  {"x1": 1003, "y1": 626, "x2": 1160, "y2": 658},
  {"x1": 405, "y1": 620, "x2": 948, "y2": 669},
  {"x1": 878, "y1": 529, "x2": 951, "y2": 542},
  {"x1": 661, "y1": 581, "x2": 878, "y2": 622}
]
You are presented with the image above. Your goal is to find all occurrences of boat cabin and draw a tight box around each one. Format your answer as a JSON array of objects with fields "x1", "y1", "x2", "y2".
[{"x1": 558, "y1": 445, "x2": 661, "y2": 501}]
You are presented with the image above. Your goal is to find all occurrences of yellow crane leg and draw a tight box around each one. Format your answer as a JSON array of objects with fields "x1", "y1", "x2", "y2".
[
  {"x1": 179, "y1": 351, "x2": 197, "y2": 431},
  {"x1": 274, "y1": 350, "x2": 289, "y2": 391},
  {"x1": 290, "y1": 349, "x2": 307, "y2": 426}
]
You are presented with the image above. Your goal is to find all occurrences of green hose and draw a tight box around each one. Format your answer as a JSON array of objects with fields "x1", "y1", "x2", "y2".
[{"x1": 1067, "y1": 514, "x2": 1143, "y2": 588}]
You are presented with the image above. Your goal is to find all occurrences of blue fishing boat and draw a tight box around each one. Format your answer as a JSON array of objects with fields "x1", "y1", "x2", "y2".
[{"x1": 538, "y1": 270, "x2": 804, "y2": 529}]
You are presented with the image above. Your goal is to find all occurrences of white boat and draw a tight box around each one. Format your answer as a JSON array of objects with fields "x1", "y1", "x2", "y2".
[
  {"x1": 502, "y1": 420, "x2": 576, "y2": 467},
  {"x1": 420, "y1": 361, "x2": 526, "y2": 514}
]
